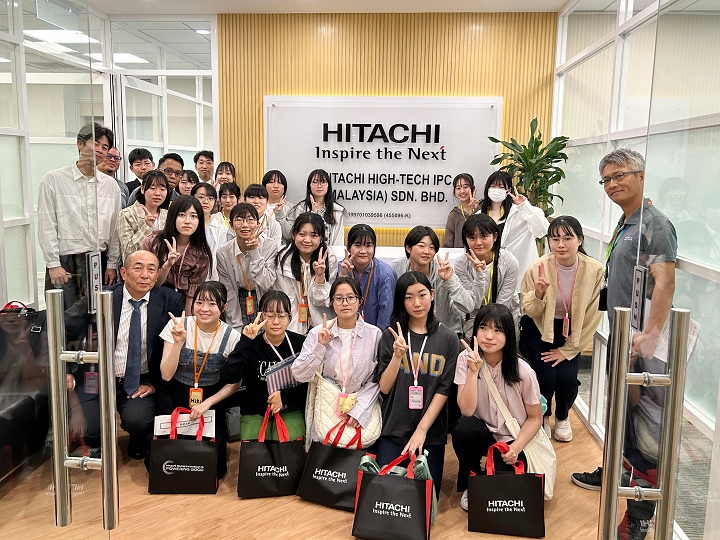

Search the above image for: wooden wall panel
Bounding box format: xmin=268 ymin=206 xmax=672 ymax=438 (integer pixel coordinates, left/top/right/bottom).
xmin=218 ymin=12 xmax=557 ymax=187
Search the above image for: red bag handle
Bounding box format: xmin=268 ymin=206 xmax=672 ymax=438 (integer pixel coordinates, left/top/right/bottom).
xmin=170 ymin=407 xmax=205 ymax=440
xmin=323 ymin=420 xmax=362 ymax=449
xmin=3 ymin=301 xmax=28 ymax=310
xmin=258 ymin=405 xmax=290 ymax=443
xmin=486 ymin=441 xmax=524 ymax=476
xmin=379 ymin=452 xmax=418 ymax=478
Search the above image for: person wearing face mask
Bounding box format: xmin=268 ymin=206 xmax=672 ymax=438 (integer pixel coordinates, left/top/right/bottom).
xmin=479 ymin=171 xmax=549 ymax=290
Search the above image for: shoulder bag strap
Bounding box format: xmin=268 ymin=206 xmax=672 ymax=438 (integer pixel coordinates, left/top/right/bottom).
xmin=480 ymin=360 xmax=516 ymax=426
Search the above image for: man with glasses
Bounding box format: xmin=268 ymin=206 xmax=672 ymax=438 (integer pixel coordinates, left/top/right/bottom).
xmin=216 ymin=203 xmax=278 ymax=331
xmin=98 ymin=147 xmax=129 ymax=208
xmin=571 ymin=148 xmax=677 ymax=540
xmin=38 ymin=123 xmax=121 ymax=343
xmin=127 ymin=152 xmax=183 ymax=207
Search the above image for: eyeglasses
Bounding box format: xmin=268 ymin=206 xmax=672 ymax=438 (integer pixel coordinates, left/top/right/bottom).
xmin=263 ymin=312 xmax=289 ymax=321
xmin=332 ymin=295 xmax=359 ymax=305
xmin=310 ymin=178 xmax=328 ymax=185
xmin=599 ymin=170 xmax=643 ymax=185
xmin=195 ymin=195 xmax=216 ymax=202
xmin=233 ymin=217 xmax=257 ymax=225
xmin=106 ymin=155 xmax=122 ymax=162
xmin=161 ymin=167 xmax=182 ymax=177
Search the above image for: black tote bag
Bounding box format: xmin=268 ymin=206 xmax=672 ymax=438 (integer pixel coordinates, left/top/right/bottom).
xmin=297 ymin=420 xmax=364 ymax=511
xmin=467 ymin=441 xmax=545 ymax=538
xmin=352 ymin=453 xmax=433 ymax=540
xmin=237 ymin=405 xmax=305 ymax=498
xmin=148 ymin=407 xmax=218 ymax=494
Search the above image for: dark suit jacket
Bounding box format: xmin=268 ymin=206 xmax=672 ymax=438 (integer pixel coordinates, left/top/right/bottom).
xmin=109 ymin=284 xmax=184 ymax=390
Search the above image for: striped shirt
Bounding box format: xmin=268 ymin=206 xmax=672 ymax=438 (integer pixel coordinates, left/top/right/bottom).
xmin=113 ymin=287 xmax=151 ymax=378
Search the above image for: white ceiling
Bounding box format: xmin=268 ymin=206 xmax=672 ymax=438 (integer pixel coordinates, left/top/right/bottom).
xmin=87 ymin=0 xmax=568 ymax=16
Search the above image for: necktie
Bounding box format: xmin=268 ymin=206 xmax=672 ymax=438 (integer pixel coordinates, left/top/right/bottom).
xmin=124 ymin=298 xmax=145 ymax=395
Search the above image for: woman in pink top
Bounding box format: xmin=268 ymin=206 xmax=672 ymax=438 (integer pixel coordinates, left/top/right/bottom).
xmin=451 ymin=303 xmax=542 ymax=511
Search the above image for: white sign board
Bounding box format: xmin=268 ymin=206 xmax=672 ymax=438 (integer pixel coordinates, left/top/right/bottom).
xmin=264 ymin=96 xmax=502 ymax=228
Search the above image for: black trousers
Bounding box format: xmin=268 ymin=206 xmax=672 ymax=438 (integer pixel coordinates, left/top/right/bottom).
xmin=451 ymin=415 xmax=528 ymax=492
xmin=519 ymin=315 xmax=580 ymax=421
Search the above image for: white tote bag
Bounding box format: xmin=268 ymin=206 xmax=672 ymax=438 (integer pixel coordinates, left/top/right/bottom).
xmin=481 ymin=361 xmax=556 ymax=500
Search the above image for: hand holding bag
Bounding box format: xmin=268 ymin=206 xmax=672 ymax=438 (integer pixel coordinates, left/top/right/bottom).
xmin=467 ymin=441 xmax=546 ymax=538
xmin=296 ymin=419 xmax=365 ymax=511
xmin=352 ymin=452 xmax=435 ymax=540
xmin=237 ymin=405 xmax=305 ymax=498
xmin=481 ymin=360 xmax=556 ymax=500
xmin=148 ymin=407 xmax=218 ymax=494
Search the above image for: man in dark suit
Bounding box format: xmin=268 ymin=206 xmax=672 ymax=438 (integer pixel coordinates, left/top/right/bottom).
xmin=68 ymin=250 xmax=184 ymax=459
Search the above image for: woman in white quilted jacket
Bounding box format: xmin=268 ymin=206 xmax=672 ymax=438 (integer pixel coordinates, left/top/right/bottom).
xmin=292 ymin=277 xmax=382 ymax=447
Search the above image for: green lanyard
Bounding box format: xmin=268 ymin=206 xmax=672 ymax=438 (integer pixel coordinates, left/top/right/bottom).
xmin=604 ymin=222 xmax=629 ymax=279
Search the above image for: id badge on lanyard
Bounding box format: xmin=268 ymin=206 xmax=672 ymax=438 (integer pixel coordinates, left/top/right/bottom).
xmin=189 ymin=386 xmax=204 ymax=408
xmin=245 ymin=292 xmax=255 ymax=316
xmin=407 ymin=332 xmax=428 ymax=410
xmin=84 ymin=366 xmax=99 ymax=395
xmin=298 ymin=297 xmax=309 ymax=323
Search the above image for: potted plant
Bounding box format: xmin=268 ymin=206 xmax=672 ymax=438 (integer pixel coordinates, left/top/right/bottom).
xmin=489 ymin=118 xmax=569 ymax=217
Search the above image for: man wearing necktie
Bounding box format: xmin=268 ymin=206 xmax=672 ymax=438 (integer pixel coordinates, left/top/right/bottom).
xmin=69 ymin=250 xmax=183 ymax=459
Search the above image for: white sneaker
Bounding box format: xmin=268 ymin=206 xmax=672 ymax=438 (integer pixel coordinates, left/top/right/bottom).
xmin=542 ymin=417 xmax=551 ymax=438
xmin=554 ymin=418 xmax=573 ymax=442
xmin=460 ymin=489 xmax=469 ymax=511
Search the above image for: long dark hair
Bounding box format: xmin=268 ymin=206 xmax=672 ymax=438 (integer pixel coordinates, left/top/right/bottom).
xmin=462 ymin=213 xmax=502 ymax=303
xmin=301 ymin=169 xmax=337 ymax=226
xmin=192 ymin=281 xmax=228 ymax=316
xmin=547 ymin=215 xmax=587 ymax=256
xmin=276 ymin=212 xmax=330 ymax=282
xmin=149 ymin=195 xmax=212 ymax=271
xmin=136 ymin=170 xmax=169 ymax=208
xmin=480 ymin=171 xmax=513 ymax=220
xmin=472 ymin=304 xmax=520 ymax=384
xmin=390 ymin=271 xmax=438 ymax=335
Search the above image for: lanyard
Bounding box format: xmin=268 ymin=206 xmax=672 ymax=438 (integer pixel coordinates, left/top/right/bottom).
xmin=192 ymin=319 xmax=221 ymax=388
xmin=236 ymin=254 xmax=253 ymax=292
xmin=337 ymin=328 xmax=358 ymax=393
xmin=264 ymin=332 xmax=295 ymax=362
xmin=484 ymin=261 xmax=494 ymax=305
xmin=555 ymin=257 xmax=579 ymax=319
xmin=352 ymin=260 xmax=374 ymax=311
xmin=300 ymin=261 xmax=311 ymax=299
xmin=407 ymin=332 xmax=429 ymax=386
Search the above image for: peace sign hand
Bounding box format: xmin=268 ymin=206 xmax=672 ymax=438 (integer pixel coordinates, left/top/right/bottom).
xmin=169 ymin=311 xmax=186 ymax=344
xmin=339 ymin=248 xmax=355 ymax=277
xmin=141 ymin=205 xmax=157 ymax=228
xmin=437 ymin=252 xmax=453 ymax=281
xmin=245 ymin=227 xmax=260 ymax=250
xmin=464 ymin=250 xmax=487 ymax=273
xmin=164 ymin=237 xmax=181 ymax=266
xmin=313 ymin=247 xmax=328 ymax=277
xmin=388 ymin=322 xmax=409 ymax=360
xmin=275 ymin=195 xmax=286 ymax=211
xmin=509 ymin=186 xmax=526 ymax=205
xmin=311 ymin=198 xmax=323 ymax=213
xmin=468 ymin=197 xmax=480 ymax=211
xmin=317 ymin=313 xmax=336 ymax=346
xmin=462 ymin=337 xmax=483 ymax=373
xmin=534 ymin=262 xmax=550 ymax=300
xmin=242 ymin=313 xmax=267 ymax=340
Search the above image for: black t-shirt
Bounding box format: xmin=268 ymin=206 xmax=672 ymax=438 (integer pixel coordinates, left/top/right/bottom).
xmin=227 ymin=330 xmax=307 ymax=416
xmin=374 ymin=324 xmax=459 ymax=446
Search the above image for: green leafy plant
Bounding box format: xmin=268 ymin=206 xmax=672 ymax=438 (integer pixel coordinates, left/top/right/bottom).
xmin=489 ymin=118 xmax=569 ymax=217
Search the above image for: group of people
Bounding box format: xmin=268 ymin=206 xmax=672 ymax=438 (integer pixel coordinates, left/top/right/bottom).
xmin=39 ymin=123 xmax=675 ymax=539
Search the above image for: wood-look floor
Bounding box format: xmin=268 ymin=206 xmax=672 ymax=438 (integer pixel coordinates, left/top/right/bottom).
xmin=0 ymin=410 xmax=603 ymax=540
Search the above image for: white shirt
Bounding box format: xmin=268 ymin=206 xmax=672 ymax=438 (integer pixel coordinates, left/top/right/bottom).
xmin=113 ymin=287 xmax=151 ymax=378
xmin=37 ymin=163 xmax=122 ymax=268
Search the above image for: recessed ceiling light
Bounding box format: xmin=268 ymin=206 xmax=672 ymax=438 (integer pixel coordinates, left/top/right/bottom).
xmin=83 ymin=52 xmax=149 ymax=64
xmin=196 ymin=30 xmax=210 ymax=35
xmin=25 ymin=41 xmax=76 ymax=54
xmin=24 ymin=29 xmax=99 ymax=44
xmin=0 ymin=57 xmax=11 ymax=63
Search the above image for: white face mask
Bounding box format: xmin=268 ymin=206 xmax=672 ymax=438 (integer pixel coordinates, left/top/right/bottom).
xmin=487 ymin=187 xmax=507 ymax=203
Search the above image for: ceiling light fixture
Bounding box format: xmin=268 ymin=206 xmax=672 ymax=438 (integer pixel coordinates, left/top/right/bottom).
xmin=23 ymin=29 xmax=99 ymax=44
xmin=195 ymin=30 xmax=210 ymax=35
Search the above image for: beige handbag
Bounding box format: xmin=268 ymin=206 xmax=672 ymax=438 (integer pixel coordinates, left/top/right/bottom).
xmin=481 ymin=360 xmax=556 ymax=500
xmin=306 ymin=371 xmax=382 ymax=450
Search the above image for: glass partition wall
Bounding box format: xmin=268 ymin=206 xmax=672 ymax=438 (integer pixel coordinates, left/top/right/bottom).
xmin=554 ymin=1 xmax=720 ymax=538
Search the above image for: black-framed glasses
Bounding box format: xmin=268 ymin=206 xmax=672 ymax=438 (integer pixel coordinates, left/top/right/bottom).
xmin=263 ymin=312 xmax=290 ymax=321
xmin=599 ymin=170 xmax=643 ymax=185
xmin=233 ymin=217 xmax=257 ymax=225
xmin=332 ymin=295 xmax=359 ymax=305
xmin=106 ymin=155 xmax=122 ymax=162
xmin=310 ymin=178 xmax=328 ymax=185
xmin=161 ymin=167 xmax=182 ymax=177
